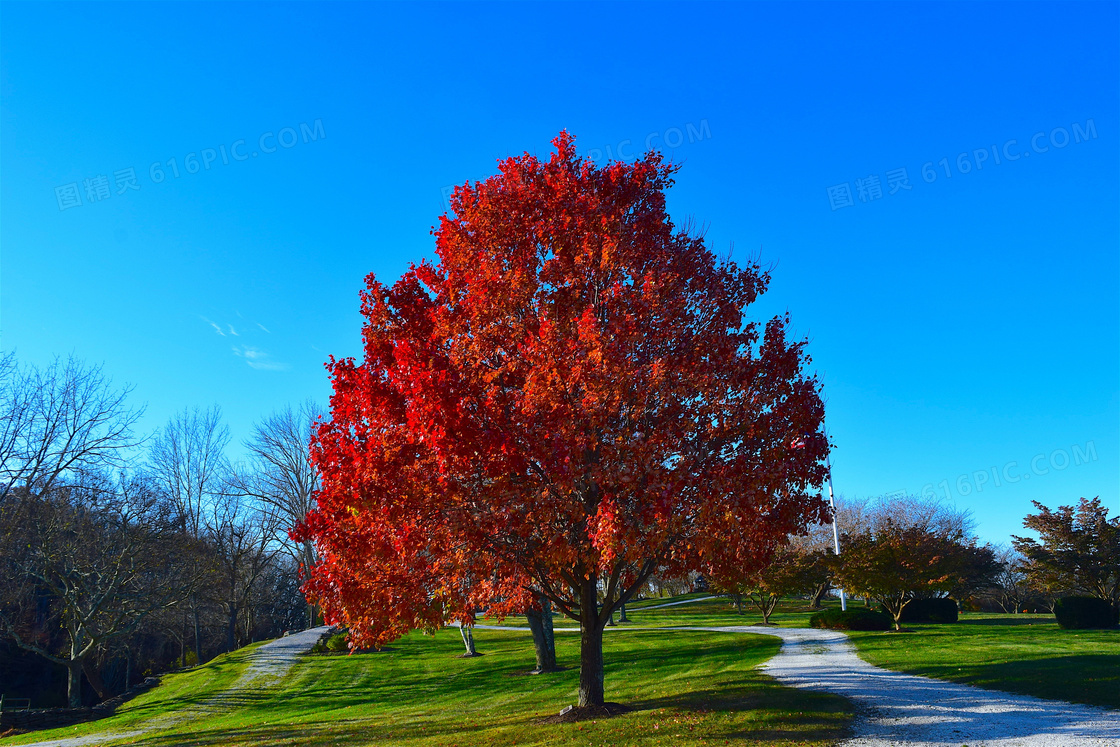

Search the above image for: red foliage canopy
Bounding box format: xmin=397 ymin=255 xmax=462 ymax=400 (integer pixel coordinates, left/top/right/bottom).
xmin=295 ymin=133 xmax=831 ymax=704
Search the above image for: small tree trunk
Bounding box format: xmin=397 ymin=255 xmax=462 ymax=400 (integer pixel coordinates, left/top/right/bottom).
xmin=735 ymin=594 xmax=744 ymax=614
xmin=125 ymin=650 xmax=132 ymax=691
xmin=809 ymin=583 xmax=829 ymax=609
xmin=192 ymin=604 xmax=203 ymax=665
xmin=618 ymin=603 xmax=628 ymax=623
xmin=526 ymin=596 xmax=557 ymax=672
xmin=578 ymin=580 xmax=605 ymax=707
xmin=761 ymin=596 xmax=777 ymax=625
xmin=888 ymin=599 xmax=904 ymax=631
xmin=307 ymin=601 xmax=318 ymax=629
xmin=460 ymin=625 xmax=477 ymax=656
xmin=227 ymin=604 xmax=238 ymax=652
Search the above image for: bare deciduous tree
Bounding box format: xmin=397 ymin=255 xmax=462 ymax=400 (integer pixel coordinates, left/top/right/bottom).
xmin=0 ymin=472 xmax=189 ymax=706
xmin=149 ymin=406 xmax=230 ymax=662
xmin=149 ymin=406 xmax=229 ymax=538
xmin=990 ymin=545 xmax=1032 ymax=613
xmin=229 ymin=401 xmax=322 ymax=626
xmin=206 ymin=491 xmax=280 ymax=652
xmin=0 ymin=356 xmax=143 ymax=502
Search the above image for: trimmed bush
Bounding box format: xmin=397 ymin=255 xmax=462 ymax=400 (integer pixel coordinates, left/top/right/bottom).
xmin=810 ymin=608 xmax=892 ymax=631
xmin=325 ymin=632 xmax=350 ymax=652
xmin=885 ymin=598 xmax=959 ymax=623
xmin=1054 ymin=596 xmax=1118 ymax=629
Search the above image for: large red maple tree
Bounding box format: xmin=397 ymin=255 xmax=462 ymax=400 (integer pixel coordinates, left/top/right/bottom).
xmin=295 ymin=132 xmax=831 ymax=708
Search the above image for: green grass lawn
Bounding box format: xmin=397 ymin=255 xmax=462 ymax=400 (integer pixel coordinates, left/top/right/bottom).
xmin=4 ymin=625 xmax=850 ymax=746
xmin=9 ymin=595 xmax=1116 ymax=746
xmin=845 ymin=613 xmax=1120 ymax=711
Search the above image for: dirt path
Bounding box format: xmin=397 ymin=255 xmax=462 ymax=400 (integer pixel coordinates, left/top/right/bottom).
xmin=14 ymin=626 xmax=331 ymax=747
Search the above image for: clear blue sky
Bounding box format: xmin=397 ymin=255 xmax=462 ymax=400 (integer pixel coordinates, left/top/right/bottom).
xmin=2 ymin=1 xmax=1116 ymax=544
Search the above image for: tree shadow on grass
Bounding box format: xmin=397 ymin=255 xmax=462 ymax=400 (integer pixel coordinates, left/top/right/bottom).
xmin=956 ymin=616 xmax=1054 ymax=627
xmin=624 ymin=675 xmax=853 ymax=743
xmin=136 ymin=719 xmax=444 ymax=747
xmin=913 ymin=654 xmax=1120 ymax=711
xmin=132 ymin=683 xmax=853 ymax=747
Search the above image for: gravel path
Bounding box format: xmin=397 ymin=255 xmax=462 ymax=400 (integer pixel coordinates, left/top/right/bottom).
xmin=701 ymin=625 xmax=1120 ymax=747
xmin=15 ymin=626 xmax=331 ymax=747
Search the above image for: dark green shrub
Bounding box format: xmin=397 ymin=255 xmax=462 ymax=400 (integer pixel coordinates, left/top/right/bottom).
xmin=810 ymin=608 xmax=892 ymax=631
xmin=1054 ymin=596 xmax=1118 ymax=629
xmin=325 ymin=632 xmax=350 ymax=652
xmin=884 ymin=598 xmax=959 ymax=623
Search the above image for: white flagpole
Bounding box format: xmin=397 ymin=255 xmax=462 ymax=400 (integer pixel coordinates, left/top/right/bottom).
xmin=825 ymin=448 xmax=847 ymax=611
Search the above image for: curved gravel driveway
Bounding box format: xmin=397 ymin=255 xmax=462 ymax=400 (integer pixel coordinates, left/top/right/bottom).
xmin=702 ymin=625 xmax=1120 ymax=747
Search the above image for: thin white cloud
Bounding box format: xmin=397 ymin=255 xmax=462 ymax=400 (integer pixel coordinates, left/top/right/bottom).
xmin=201 ymin=317 xmax=226 ymax=336
xmin=232 ymin=345 xmax=289 ymax=371
xmin=247 ymin=359 xmax=288 ymax=371
xmin=228 ymin=324 xmax=239 ymax=336
xmin=256 ymin=322 xmax=271 ymax=333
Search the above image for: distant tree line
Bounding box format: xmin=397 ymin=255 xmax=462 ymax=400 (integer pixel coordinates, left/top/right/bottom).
xmin=0 ymin=353 xmax=320 ymax=708
xmin=709 ymin=492 xmax=1118 ymax=631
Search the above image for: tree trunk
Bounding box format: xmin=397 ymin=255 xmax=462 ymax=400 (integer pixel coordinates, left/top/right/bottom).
xmin=192 ymin=604 xmax=203 ymax=665
xmin=303 ymin=542 xmax=319 ymax=629
xmin=887 ymin=600 xmax=903 ymax=631
xmin=460 ymin=625 xmax=477 ymax=656
xmin=761 ymin=597 xmax=775 ymax=624
xmin=618 ymin=603 xmax=628 ymax=623
xmin=734 ymin=594 xmax=744 ymax=614
xmin=67 ymin=660 xmax=83 ymax=708
xmin=578 ymin=580 xmax=605 ymax=707
xmin=82 ymin=659 xmax=109 ymax=699
xmin=307 ymin=601 xmax=318 ymax=629
xmin=809 ymin=583 xmax=829 ymax=609
xmin=227 ymin=604 xmax=238 ymax=652
xmin=66 ymin=631 xmax=85 ymax=707
xmin=526 ymin=596 xmax=556 ymax=673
